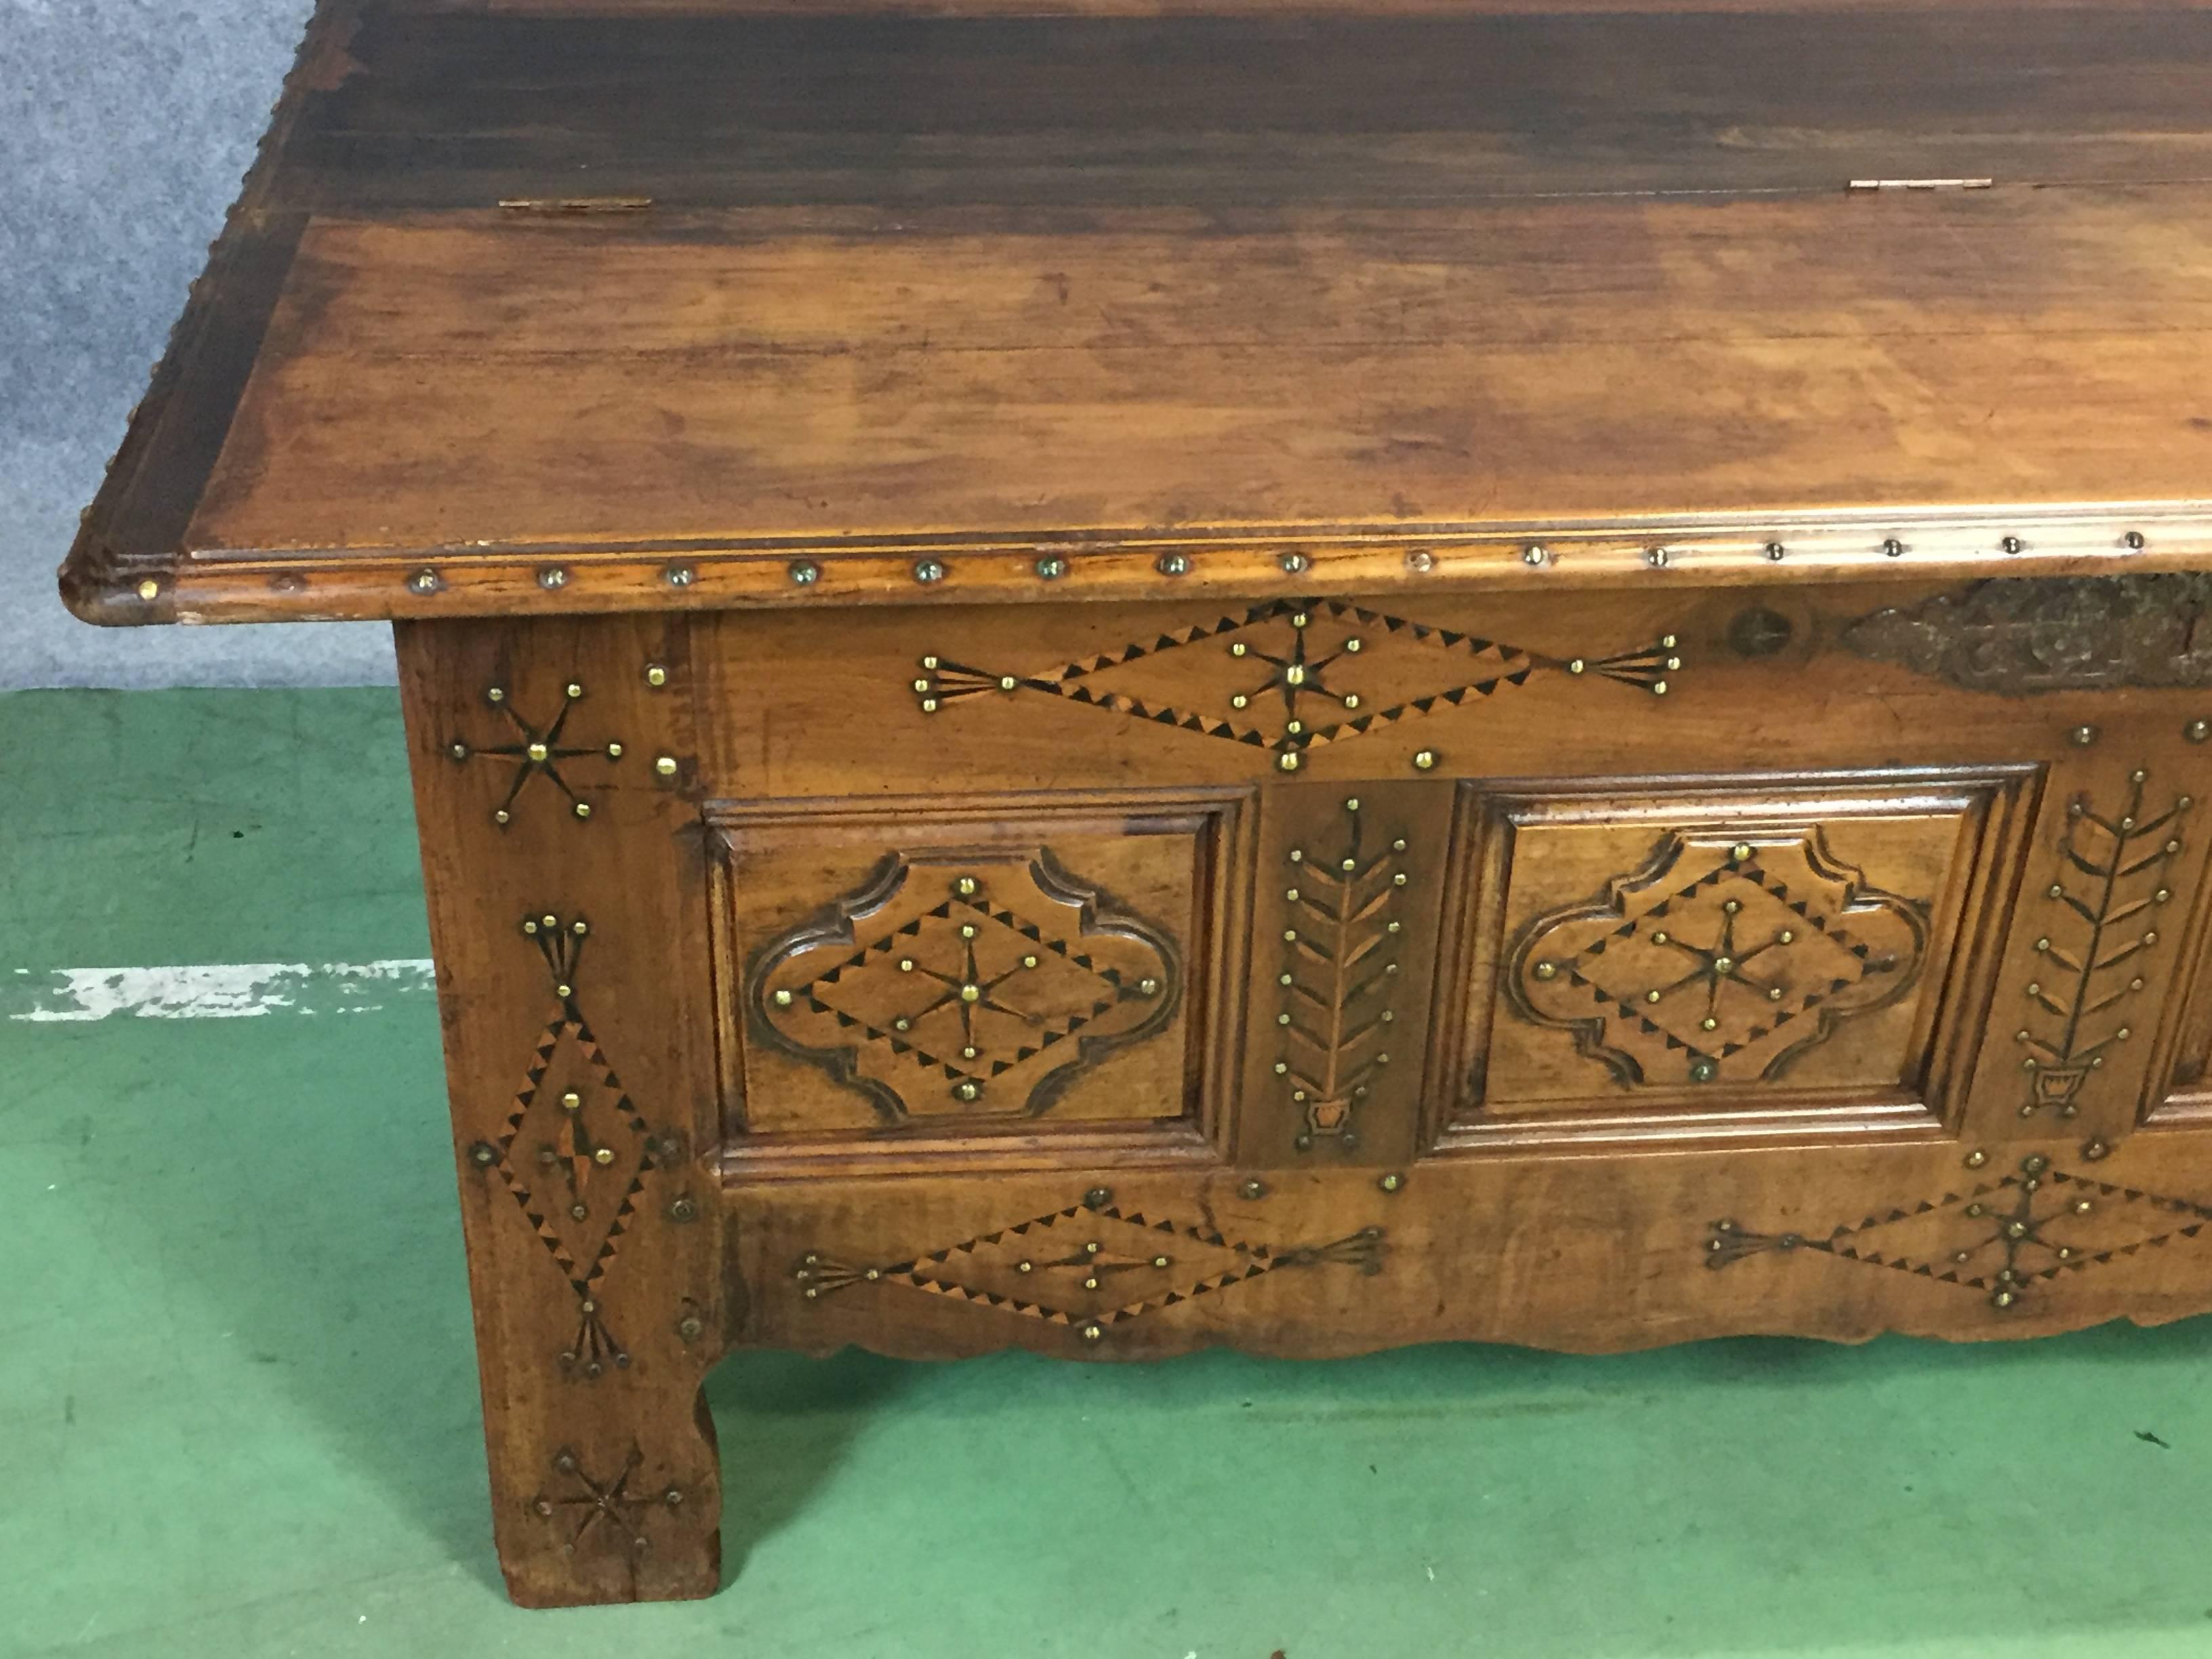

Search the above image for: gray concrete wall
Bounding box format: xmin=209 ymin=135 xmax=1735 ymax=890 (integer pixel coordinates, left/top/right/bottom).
xmin=3 ymin=0 xmax=396 ymax=689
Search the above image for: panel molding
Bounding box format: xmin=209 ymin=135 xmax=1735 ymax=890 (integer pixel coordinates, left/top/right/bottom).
xmin=1431 ymin=766 xmax=2039 ymax=1154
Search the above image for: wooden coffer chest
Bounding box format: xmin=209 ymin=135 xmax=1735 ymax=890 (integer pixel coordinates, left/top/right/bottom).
xmin=66 ymin=0 xmax=2212 ymax=1606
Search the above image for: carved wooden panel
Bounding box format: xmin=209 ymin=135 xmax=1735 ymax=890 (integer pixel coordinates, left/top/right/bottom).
xmin=789 ymin=1187 xmax=1385 ymax=1347
xmin=710 ymin=791 xmax=1248 ymax=1162
xmin=1967 ymin=757 xmax=2211 ymax=1145
xmin=1706 ymin=1146 xmax=2209 ymax=1315
xmin=1446 ymin=771 xmax=2034 ymax=1146
xmin=1235 ymin=781 xmax=1460 ymax=1166
xmin=910 ymin=596 xmax=1679 ymax=774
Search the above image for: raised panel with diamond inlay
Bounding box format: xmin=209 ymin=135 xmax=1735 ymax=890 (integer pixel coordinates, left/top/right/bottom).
xmin=709 ymin=790 xmax=1249 ymax=1166
xmin=1443 ymin=770 xmax=2036 ymax=1148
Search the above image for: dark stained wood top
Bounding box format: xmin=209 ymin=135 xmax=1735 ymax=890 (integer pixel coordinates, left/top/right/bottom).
xmin=66 ymin=1 xmax=2212 ymax=623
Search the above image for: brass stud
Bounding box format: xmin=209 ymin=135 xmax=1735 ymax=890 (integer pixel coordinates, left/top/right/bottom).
xmin=1281 ymin=551 xmax=1311 ymax=574
xmin=605 ymin=741 xmax=623 ymax=760
xmin=1881 ymin=538 xmax=1906 ymax=558
xmin=773 ymin=989 xmax=794 ymax=1007
xmin=960 ymin=924 xmax=978 ymax=939
xmin=1777 ymin=930 xmax=1794 ymax=945
xmin=1343 ymin=695 xmax=1361 ymax=710
xmin=1137 ymin=977 xmax=1160 ymax=996
xmin=2075 ymin=1199 xmax=2093 ymax=1215
xmin=1406 ymin=550 xmax=1435 ymax=573
xmin=1036 ymin=555 xmax=1068 ymax=580
xmin=1023 ymin=954 xmax=1038 ymax=968
xmin=2125 ymin=530 xmax=2147 ymax=550
xmin=914 ymin=558 xmax=946 ymax=585
xmin=1534 ymin=960 xmax=1559 ymax=981
xmin=562 ymin=1090 xmax=581 ymax=1110
xmin=1156 ymin=552 xmax=1190 ymax=577
xmin=1688 ymin=1058 xmax=1717 ymax=1083
xmin=2001 ymin=535 xmax=2024 ymax=554
xmin=1645 ymin=546 xmax=1671 ymax=568
xmin=449 ymin=742 xmax=469 ymax=761
xmin=527 ymin=741 xmax=550 ymax=762
xmin=1230 ymin=694 xmax=1250 ymax=710
xmin=1153 ymin=1255 xmax=1170 ymax=1269
xmin=1379 ymin=1172 xmax=1404 ymax=1193
xmin=663 ymin=563 xmax=694 ymax=587
xmin=1767 ymin=987 xmax=1784 ymax=1001
xmin=1730 ymin=843 xmax=1753 ymax=862
xmin=1240 ymin=1179 xmax=1267 ymax=1200
xmin=1084 ymin=1187 xmax=1112 ymax=1210
xmin=2071 ymin=724 xmax=2098 ymax=746
xmin=1278 ymin=754 xmax=1302 ymax=772
xmin=2083 ymin=1137 xmax=2110 ymax=1161
xmin=406 ymin=569 xmax=441 ymax=595
xmin=788 ymin=559 xmax=820 ymax=586
xmin=2189 ymin=720 xmax=2209 ymax=744
xmin=570 ymin=1203 xmax=588 ymax=1221
xmin=469 ymin=1142 xmax=497 ymax=1165
xmin=538 ymin=566 xmax=568 ymax=590
xmin=1522 ymin=544 xmax=1550 ymax=567
xmin=573 ymin=802 xmax=591 ymax=819
xmin=1765 ymin=542 xmax=1786 ymax=561
xmin=554 ymin=983 xmax=573 ymax=1000
xmin=1645 ymin=989 xmax=1662 ymax=1004
xmin=1652 ymin=931 xmax=1668 ymax=945
xmin=956 ymin=876 xmax=979 ymax=897
xmin=487 ymin=687 xmax=506 ymax=704
xmin=655 ymin=755 xmax=679 ymax=777
xmin=960 ymin=983 xmax=981 ymax=1003
xmin=1965 ymin=1149 xmax=1986 ymax=1167
xmin=593 ymin=1147 xmax=615 ymax=1166
xmin=1568 ymin=658 xmax=1586 ymax=674
xmin=1412 ymin=750 xmax=1438 ymax=771
xmin=954 ymin=1082 xmax=981 ymax=1102
xmin=1081 ymin=1324 xmax=1103 ymax=1342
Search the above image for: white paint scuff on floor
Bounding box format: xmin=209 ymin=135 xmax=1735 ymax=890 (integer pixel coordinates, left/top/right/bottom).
xmin=5 ymin=959 xmax=436 ymax=1021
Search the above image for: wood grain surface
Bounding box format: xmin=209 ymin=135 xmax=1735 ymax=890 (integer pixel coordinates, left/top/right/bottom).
xmin=63 ymin=1 xmax=2212 ymax=622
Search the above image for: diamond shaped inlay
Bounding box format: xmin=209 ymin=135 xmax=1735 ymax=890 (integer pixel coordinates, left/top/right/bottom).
xmin=914 ymin=598 xmax=1680 ymax=768
xmin=1511 ymin=831 xmax=1928 ymax=1087
xmin=794 ymin=1194 xmax=1386 ymax=1338
xmin=753 ymin=851 xmax=1180 ymax=1119
xmin=474 ymin=913 xmax=665 ymax=1379
xmin=1708 ymin=1153 xmax=2212 ymax=1311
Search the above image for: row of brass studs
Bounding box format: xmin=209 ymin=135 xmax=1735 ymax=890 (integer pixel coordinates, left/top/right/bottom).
xmin=384 ymin=528 xmax=2163 ymax=602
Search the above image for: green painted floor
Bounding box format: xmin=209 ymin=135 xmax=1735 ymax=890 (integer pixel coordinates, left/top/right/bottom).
xmin=8 ymin=687 xmax=2212 ymax=1659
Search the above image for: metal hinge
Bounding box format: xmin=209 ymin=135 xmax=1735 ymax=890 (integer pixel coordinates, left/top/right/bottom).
xmin=496 ymin=197 xmax=655 ymax=215
xmin=1847 ymin=178 xmax=1996 ymax=193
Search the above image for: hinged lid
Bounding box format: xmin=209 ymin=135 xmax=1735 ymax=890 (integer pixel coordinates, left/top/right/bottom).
xmin=66 ymin=0 xmax=2212 ymax=625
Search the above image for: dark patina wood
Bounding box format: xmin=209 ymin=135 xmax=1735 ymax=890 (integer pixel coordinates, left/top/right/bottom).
xmin=67 ymin=0 xmax=2212 ymax=1608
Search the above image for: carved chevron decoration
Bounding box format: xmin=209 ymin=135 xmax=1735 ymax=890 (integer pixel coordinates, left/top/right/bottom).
xmin=794 ymin=1193 xmax=1385 ymax=1341
xmin=913 ymin=598 xmax=1679 ymax=769
xmin=1706 ymin=1153 xmax=2212 ymax=1311
xmin=2012 ymin=768 xmax=2188 ymax=1118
